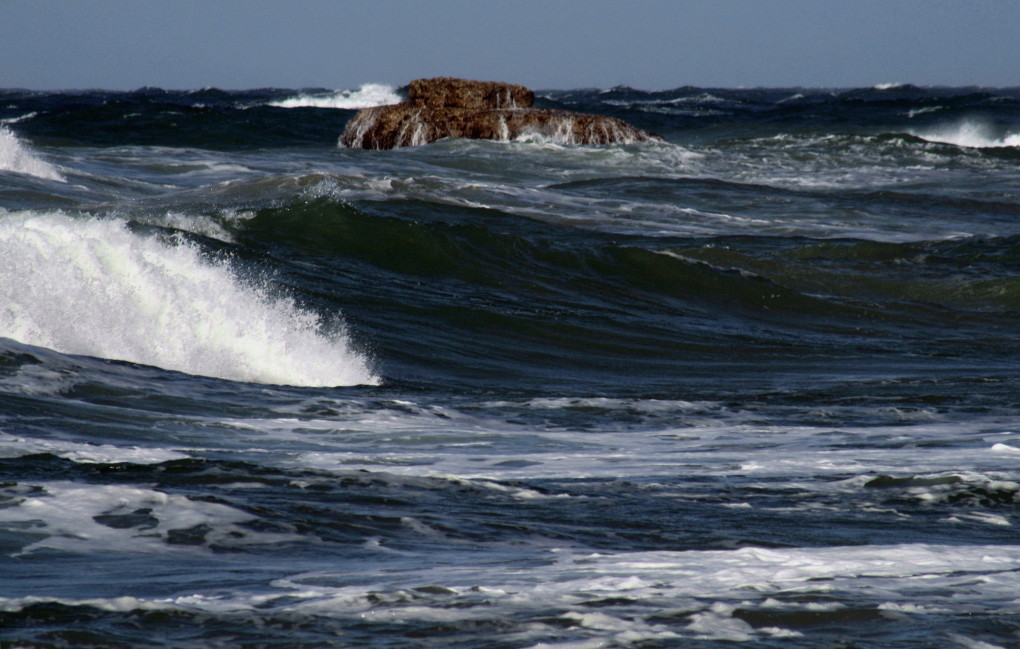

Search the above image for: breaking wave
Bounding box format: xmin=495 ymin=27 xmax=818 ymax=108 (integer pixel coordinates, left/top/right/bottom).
xmin=0 ymin=126 xmax=64 ymax=182
xmin=269 ymin=83 xmax=402 ymax=109
xmin=912 ymin=119 xmax=1020 ymax=148
xmin=0 ymin=211 xmax=376 ymax=386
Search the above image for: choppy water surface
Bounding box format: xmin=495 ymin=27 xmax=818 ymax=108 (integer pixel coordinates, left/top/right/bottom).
xmin=2 ymin=83 xmax=1020 ymax=648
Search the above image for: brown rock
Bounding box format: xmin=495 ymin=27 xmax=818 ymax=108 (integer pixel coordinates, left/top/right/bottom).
xmin=340 ymin=77 xmax=661 ymax=149
xmin=408 ymin=77 xmax=534 ymax=109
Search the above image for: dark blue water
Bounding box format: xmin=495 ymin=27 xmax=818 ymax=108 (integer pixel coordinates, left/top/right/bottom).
xmin=2 ymin=83 xmax=1020 ymax=648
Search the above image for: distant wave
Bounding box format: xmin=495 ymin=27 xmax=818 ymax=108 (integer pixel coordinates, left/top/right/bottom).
xmin=912 ymin=119 xmax=1020 ymax=148
xmin=1 ymin=112 xmax=37 ymax=125
xmin=0 ymin=126 xmax=65 ymax=182
xmin=269 ymin=83 xmax=401 ymax=109
xmin=906 ymin=106 xmax=943 ymax=118
xmin=0 ymin=211 xmax=377 ymax=386
xmin=606 ymin=93 xmax=727 ymax=107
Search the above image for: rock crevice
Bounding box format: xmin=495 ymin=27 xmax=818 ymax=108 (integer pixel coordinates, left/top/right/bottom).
xmin=340 ymin=77 xmax=660 ymax=149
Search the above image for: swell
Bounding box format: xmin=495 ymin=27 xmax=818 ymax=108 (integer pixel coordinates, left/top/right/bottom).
xmin=2 ymin=89 xmax=355 ymax=149
xmin=541 ymin=85 xmax=1020 ymax=139
xmin=229 ymin=196 xmax=1020 ymax=390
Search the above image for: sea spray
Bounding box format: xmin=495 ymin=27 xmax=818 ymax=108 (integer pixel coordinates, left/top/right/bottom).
xmin=269 ymin=83 xmax=402 ymax=109
xmin=0 ymin=126 xmax=65 ymax=182
xmin=911 ymin=118 xmax=1020 ymax=148
xmin=0 ymin=211 xmax=376 ymax=386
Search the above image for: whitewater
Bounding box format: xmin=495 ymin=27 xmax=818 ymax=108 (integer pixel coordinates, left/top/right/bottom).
xmin=2 ymin=81 xmax=1020 ymax=649
xmin=0 ymin=210 xmax=375 ymax=386
xmin=268 ymin=83 xmax=403 ymax=109
xmin=0 ymin=125 xmax=65 ymax=182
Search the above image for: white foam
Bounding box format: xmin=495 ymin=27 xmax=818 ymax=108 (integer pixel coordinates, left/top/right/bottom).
xmin=948 ymin=634 xmax=1010 ymax=649
xmin=991 ymin=442 xmax=1020 ymax=454
xmin=481 ymin=396 xmax=714 ymax=413
xmin=0 ymin=431 xmax=189 ymax=464
xmin=270 ymin=83 xmax=402 ymax=109
xmin=0 ymin=595 xmax=171 ymax=613
xmin=115 ymin=543 xmax=1020 ymax=634
xmin=3 ymin=541 xmax=1018 ymax=643
xmin=151 ymin=209 xmax=244 ymax=243
xmin=685 ymin=603 xmax=755 ymax=641
xmin=0 ymin=481 xmax=300 ymax=555
xmin=0 ymin=125 xmax=65 ymax=182
xmin=906 ymin=105 xmax=943 ymax=118
xmin=912 ymin=119 xmax=1020 ymax=148
xmin=281 ymin=412 xmax=1020 ymax=486
xmin=0 ymin=210 xmax=377 ymax=386
xmin=0 ymin=112 xmax=38 ymax=125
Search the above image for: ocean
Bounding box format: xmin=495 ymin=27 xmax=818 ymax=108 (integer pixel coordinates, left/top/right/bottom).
xmin=2 ymin=81 xmax=1020 ymax=648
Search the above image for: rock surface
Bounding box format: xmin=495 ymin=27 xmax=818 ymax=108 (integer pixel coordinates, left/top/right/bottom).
xmin=340 ymin=77 xmax=660 ymax=149
xmin=407 ymin=77 xmax=534 ymax=109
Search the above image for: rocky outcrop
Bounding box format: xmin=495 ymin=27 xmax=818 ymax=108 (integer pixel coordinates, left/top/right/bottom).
xmin=407 ymin=77 xmax=533 ymax=109
xmin=341 ymin=104 xmax=659 ymax=149
xmin=340 ymin=77 xmax=660 ymax=149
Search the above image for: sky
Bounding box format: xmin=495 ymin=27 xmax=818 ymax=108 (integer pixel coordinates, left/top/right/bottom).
xmin=2 ymin=0 xmax=1018 ymax=91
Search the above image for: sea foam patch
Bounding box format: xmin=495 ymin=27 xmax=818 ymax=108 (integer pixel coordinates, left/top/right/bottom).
xmin=0 ymin=481 xmax=300 ymax=555
xmin=121 ymin=543 xmax=1020 ymax=640
xmin=0 ymin=431 xmax=189 ymax=464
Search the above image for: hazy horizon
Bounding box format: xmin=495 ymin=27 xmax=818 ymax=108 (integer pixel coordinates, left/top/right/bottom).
xmin=2 ymin=0 xmax=1017 ymax=92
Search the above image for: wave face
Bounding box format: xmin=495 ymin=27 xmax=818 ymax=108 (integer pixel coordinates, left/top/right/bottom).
xmin=2 ymin=83 xmax=1020 ymax=649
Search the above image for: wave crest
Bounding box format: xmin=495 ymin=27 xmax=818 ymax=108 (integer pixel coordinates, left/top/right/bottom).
xmin=0 ymin=211 xmax=376 ymax=387
xmin=0 ymin=126 xmax=65 ymax=182
xmin=912 ymin=119 xmax=1020 ymax=148
xmin=269 ymin=83 xmax=402 ymax=109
